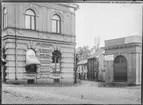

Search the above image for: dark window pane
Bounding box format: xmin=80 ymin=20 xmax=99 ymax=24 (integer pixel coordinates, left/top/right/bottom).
xmin=114 ymin=56 xmax=127 ymax=64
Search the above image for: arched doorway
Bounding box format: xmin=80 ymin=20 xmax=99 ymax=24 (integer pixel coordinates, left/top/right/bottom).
xmin=113 ymin=55 xmax=127 ymax=82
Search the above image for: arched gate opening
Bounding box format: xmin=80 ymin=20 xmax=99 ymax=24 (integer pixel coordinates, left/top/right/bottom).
xmin=113 ymin=55 xmax=127 ymax=82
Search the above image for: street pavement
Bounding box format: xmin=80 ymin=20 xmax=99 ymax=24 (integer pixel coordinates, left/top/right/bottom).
xmin=2 ymin=81 xmax=141 ymax=104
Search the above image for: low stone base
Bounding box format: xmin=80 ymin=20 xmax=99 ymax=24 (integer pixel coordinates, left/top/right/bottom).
xmin=2 ymin=79 xmax=27 ymax=84
xmin=2 ymin=77 xmax=74 ymax=86
xmin=102 ymin=81 xmax=141 ymax=87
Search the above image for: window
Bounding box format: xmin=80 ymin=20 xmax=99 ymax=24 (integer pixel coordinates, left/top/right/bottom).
xmin=25 ymin=49 xmax=40 ymax=73
xmin=25 ymin=9 xmax=36 ymax=30
xmin=52 ymin=50 xmax=61 ymax=63
xmin=52 ymin=50 xmax=61 ymax=72
xmin=52 ymin=14 xmax=61 ymax=33
xmin=3 ymin=7 xmax=7 ymax=29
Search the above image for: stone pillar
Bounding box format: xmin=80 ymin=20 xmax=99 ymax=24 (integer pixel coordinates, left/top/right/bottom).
xmin=136 ymin=52 xmax=141 ymax=85
xmin=131 ymin=52 xmax=137 ymax=84
xmin=127 ymin=53 xmax=132 ymax=84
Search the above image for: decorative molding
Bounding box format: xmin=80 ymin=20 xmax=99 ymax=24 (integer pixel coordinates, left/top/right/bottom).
xmin=22 ymin=4 xmax=39 ymax=17
xmin=50 ymin=10 xmax=64 ymax=22
xmin=32 ymin=3 xmax=76 ymax=14
xmin=5 ymin=27 xmax=75 ymax=38
xmin=7 ymin=29 xmax=23 ymax=36
xmin=29 ymin=40 xmax=34 ymax=49
xmin=63 ymin=36 xmax=68 ymax=41
xmin=53 ymin=44 xmax=56 ymax=51
xmin=105 ymin=43 xmax=142 ymax=50
xmin=7 ymin=29 xmax=14 ymax=35
xmin=2 ymin=5 xmax=7 ymax=9
xmin=17 ymin=30 xmax=23 ymax=36
xmin=3 ymin=35 xmax=75 ymax=46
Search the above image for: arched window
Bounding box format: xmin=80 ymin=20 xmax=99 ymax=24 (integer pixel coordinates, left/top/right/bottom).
xmin=52 ymin=14 xmax=61 ymax=33
xmin=25 ymin=9 xmax=36 ymax=30
xmin=52 ymin=50 xmax=61 ymax=72
xmin=52 ymin=50 xmax=61 ymax=63
xmin=3 ymin=7 xmax=7 ymax=29
xmin=25 ymin=49 xmax=40 ymax=73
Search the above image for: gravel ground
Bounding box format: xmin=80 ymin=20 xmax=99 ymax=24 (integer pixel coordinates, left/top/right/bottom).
xmin=2 ymin=81 xmax=141 ymax=104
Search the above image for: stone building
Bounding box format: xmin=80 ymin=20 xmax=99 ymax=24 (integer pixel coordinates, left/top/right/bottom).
xmin=2 ymin=3 xmax=78 ymax=84
xmin=104 ymin=35 xmax=142 ymax=85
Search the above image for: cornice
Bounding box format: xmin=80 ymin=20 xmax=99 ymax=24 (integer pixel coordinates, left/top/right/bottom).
xmin=104 ymin=43 xmax=142 ymax=50
xmin=2 ymin=35 xmax=76 ymax=46
xmin=59 ymin=3 xmax=79 ymax=11
xmin=104 ymin=52 xmax=142 ymax=56
xmin=32 ymin=3 xmax=78 ymax=13
xmin=3 ymin=27 xmax=76 ymax=38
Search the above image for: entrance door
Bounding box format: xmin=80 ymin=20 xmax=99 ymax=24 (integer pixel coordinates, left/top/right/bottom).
xmin=87 ymin=58 xmax=98 ymax=81
xmin=113 ymin=55 xmax=127 ymax=82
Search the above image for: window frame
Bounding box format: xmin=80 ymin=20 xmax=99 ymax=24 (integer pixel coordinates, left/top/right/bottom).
xmin=52 ymin=50 xmax=61 ymax=73
xmin=25 ymin=9 xmax=36 ymax=30
xmin=52 ymin=14 xmax=61 ymax=34
xmin=3 ymin=7 xmax=7 ymax=29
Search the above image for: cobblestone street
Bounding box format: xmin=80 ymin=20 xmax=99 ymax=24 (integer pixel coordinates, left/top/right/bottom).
xmin=2 ymin=81 xmax=141 ymax=104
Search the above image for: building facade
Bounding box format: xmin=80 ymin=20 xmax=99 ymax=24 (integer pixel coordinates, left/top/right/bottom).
xmin=2 ymin=3 xmax=78 ymax=84
xmin=77 ymin=48 xmax=105 ymax=82
xmin=77 ymin=59 xmax=88 ymax=80
xmin=104 ymin=35 xmax=142 ymax=85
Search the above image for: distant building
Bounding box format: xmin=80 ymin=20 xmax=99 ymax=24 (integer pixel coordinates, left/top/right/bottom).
xmin=2 ymin=3 xmax=78 ymax=84
xmin=104 ymin=35 xmax=142 ymax=85
xmin=88 ymin=48 xmax=105 ymax=81
xmin=77 ymin=59 xmax=88 ymax=80
xmin=77 ymin=48 xmax=105 ymax=81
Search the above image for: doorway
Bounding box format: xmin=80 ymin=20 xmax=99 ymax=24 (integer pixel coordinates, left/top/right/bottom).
xmin=113 ymin=55 xmax=127 ymax=82
xmin=87 ymin=58 xmax=98 ymax=81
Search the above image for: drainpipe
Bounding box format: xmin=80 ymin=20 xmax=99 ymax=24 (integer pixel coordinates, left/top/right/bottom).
xmin=14 ymin=3 xmax=17 ymax=81
xmin=74 ymin=11 xmax=77 ymax=84
xmin=74 ymin=35 xmax=77 ymax=84
xmin=141 ymin=3 xmax=143 ymax=105
xmin=55 ymin=56 xmax=57 ymax=73
xmin=0 ymin=3 xmax=2 ymax=104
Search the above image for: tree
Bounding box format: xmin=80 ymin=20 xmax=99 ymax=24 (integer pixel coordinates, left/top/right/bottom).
xmin=76 ymin=45 xmax=91 ymax=60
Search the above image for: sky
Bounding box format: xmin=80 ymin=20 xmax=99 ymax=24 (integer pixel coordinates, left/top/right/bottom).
xmin=75 ymin=3 xmax=142 ymax=48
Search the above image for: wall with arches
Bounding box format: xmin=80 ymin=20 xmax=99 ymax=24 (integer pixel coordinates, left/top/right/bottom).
xmin=104 ymin=36 xmax=142 ymax=85
xmin=2 ymin=37 xmax=75 ymax=82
